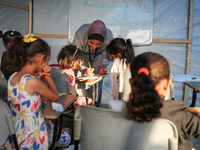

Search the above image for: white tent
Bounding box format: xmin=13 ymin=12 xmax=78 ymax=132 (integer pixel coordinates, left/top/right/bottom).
xmin=1 ymin=0 xmax=200 ymax=106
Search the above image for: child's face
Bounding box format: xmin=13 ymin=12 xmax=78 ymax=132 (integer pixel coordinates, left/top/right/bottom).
xmin=110 ymin=53 xmax=122 ymax=60
xmin=110 ymin=54 xmax=117 ymax=60
xmin=72 ymin=60 xmax=82 ymax=71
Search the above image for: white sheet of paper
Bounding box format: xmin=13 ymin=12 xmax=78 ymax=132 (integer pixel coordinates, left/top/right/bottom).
xmin=76 ymin=74 xmax=106 ymax=80
xmin=52 ymin=102 xmax=64 ymax=112
xmin=173 ymin=74 xmax=200 ymax=82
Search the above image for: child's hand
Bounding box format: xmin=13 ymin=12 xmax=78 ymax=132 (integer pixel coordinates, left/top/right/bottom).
xmin=36 ymin=65 xmax=51 ymax=76
xmin=188 ymin=108 xmax=200 ymax=117
xmin=43 ymin=65 xmax=52 ymax=73
xmin=87 ymin=97 xmax=93 ymax=105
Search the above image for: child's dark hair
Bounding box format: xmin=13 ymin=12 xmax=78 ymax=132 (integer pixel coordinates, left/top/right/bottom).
xmin=7 ymin=36 xmax=50 ymax=71
xmin=57 ymin=45 xmax=83 ymax=69
xmin=125 ymin=52 xmax=170 ymax=123
xmin=106 ymin=38 xmax=135 ymax=64
xmin=0 ymin=30 xmax=22 ymax=47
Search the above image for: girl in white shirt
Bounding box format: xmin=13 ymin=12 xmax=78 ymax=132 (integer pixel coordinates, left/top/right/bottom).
xmin=107 ymin=38 xmax=135 ymax=100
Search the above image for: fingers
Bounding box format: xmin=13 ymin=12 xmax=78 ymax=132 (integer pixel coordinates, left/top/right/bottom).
xmin=100 ymin=70 xmax=106 ymax=75
xmin=86 ymin=68 xmax=94 ymax=76
xmin=36 ymin=65 xmax=51 ymax=76
xmin=99 ymin=68 xmax=109 ymax=75
xmin=99 ymin=64 xmax=109 ymax=75
xmin=43 ymin=65 xmax=52 ymax=73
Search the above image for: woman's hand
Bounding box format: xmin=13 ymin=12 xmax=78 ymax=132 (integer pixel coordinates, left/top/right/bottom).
xmin=99 ymin=69 xmax=109 ymax=75
xmin=99 ymin=64 xmax=108 ymax=75
xmin=84 ymin=68 xmax=94 ymax=76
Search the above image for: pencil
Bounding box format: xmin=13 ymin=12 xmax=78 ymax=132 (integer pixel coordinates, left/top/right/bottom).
xmin=88 ymin=62 xmax=91 ymax=68
xmin=36 ymin=72 xmax=50 ymax=76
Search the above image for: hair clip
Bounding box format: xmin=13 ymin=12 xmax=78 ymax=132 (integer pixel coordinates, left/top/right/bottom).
xmin=23 ymin=34 xmax=37 ymax=43
xmin=10 ymin=29 xmax=16 ymax=35
xmin=2 ymin=29 xmax=7 ymax=35
xmin=72 ymin=45 xmax=78 ymax=60
xmin=138 ymin=68 xmax=149 ymax=76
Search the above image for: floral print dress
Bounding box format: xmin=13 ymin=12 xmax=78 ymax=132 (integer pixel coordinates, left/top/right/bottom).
xmin=4 ymin=73 xmax=70 ymax=149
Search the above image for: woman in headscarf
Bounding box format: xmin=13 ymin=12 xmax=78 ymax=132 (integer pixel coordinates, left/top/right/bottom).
xmin=73 ymin=20 xmax=114 ymax=107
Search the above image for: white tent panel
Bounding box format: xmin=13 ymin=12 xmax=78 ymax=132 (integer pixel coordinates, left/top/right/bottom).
xmin=1 ymin=0 xmax=200 ymax=106
xmin=0 ymin=0 xmax=29 ymax=52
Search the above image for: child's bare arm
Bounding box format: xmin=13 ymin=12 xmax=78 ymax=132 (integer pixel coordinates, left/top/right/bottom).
xmin=29 ymin=65 xmax=59 ymax=102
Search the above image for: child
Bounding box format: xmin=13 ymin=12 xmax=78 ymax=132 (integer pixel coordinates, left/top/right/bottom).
xmin=0 ymin=30 xmax=22 ymax=80
xmin=3 ymin=34 xmax=70 ymax=149
xmin=57 ymin=45 xmax=93 ymax=108
xmin=0 ymin=70 xmax=7 ymax=103
xmin=106 ymin=38 xmax=135 ymax=100
xmin=126 ymin=52 xmax=200 ymax=150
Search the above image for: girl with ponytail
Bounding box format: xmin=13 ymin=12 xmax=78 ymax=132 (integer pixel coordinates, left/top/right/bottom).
xmin=126 ymin=52 xmax=200 ymax=150
xmin=106 ymin=38 xmax=135 ymax=100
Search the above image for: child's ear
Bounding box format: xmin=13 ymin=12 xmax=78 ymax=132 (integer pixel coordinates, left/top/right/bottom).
xmin=129 ymin=78 xmax=133 ymax=85
xmin=37 ymin=54 xmax=45 ymax=64
xmin=6 ymin=43 xmax=12 ymax=49
xmin=165 ymin=77 xmax=172 ymax=91
xmin=117 ymin=53 xmax=122 ymax=59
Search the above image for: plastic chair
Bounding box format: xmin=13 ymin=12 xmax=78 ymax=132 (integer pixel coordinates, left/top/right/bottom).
xmin=49 ymin=68 xmax=72 ymax=94
xmin=49 ymin=68 xmax=75 ymax=120
xmin=74 ymin=105 xmax=178 ymax=150
xmin=119 ymin=68 xmax=131 ymax=102
xmin=0 ymin=100 xmax=19 ymax=150
xmin=0 ymin=71 xmax=8 ymax=102
xmin=165 ymin=74 xmax=175 ymax=100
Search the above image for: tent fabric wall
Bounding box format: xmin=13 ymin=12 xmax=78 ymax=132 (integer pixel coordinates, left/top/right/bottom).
xmin=1 ymin=0 xmax=200 ymax=105
xmin=0 ymin=0 xmax=29 ymax=52
xmin=33 ymin=0 xmax=70 ymax=63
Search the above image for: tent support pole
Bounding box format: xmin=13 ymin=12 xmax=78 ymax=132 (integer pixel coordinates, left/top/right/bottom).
xmin=28 ymin=0 xmax=33 ymax=34
xmin=184 ymin=0 xmax=194 ymax=104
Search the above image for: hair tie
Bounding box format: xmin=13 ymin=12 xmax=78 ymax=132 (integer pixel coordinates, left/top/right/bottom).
xmin=138 ymin=68 xmax=149 ymax=76
xmin=72 ymin=45 xmax=78 ymax=60
xmin=23 ymin=34 xmax=37 ymax=43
